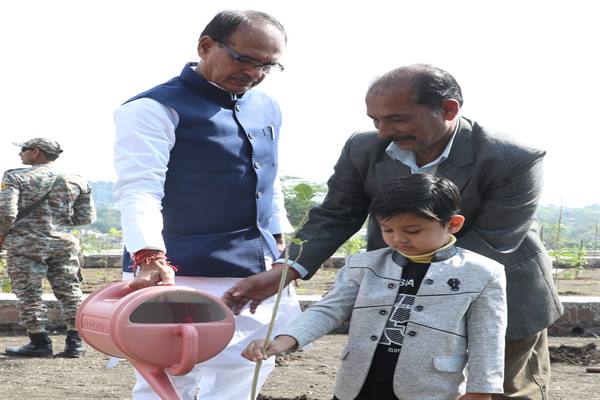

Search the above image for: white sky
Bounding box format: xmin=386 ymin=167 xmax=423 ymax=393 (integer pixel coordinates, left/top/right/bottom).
xmin=1 ymin=0 xmax=598 ymax=207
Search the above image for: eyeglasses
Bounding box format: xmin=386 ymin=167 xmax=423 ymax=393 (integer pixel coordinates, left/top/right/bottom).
xmin=20 ymin=147 xmax=34 ymax=153
xmin=217 ymin=41 xmax=284 ymax=74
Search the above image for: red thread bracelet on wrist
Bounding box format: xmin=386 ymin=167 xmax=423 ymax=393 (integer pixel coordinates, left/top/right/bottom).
xmin=131 ymin=249 xmax=178 ymax=274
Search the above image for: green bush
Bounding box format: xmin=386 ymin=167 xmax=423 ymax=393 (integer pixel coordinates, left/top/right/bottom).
xmin=338 ymin=235 xmax=367 ymax=256
xmin=0 ymin=257 xmax=11 ymax=293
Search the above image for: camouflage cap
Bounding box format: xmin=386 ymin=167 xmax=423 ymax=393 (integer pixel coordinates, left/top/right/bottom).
xmin=13 ymin=138 xmax=63 ymax=155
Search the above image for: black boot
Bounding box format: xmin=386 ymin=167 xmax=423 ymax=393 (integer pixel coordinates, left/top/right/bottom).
xmin=57 ymin=330 xmax=85 ymax=358
xmin=5 ymin=332 xmax=53 ymax=357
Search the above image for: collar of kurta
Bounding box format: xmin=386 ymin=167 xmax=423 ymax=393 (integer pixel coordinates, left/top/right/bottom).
xmin=180 ymin=62 xmax=247 ymax=107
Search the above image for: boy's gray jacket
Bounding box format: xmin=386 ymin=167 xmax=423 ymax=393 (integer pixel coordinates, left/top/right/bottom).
xmin=281 ymin=247 xmax=507 ymax=400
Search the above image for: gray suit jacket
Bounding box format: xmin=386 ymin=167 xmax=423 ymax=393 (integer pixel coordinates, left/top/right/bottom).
xmin=283 ymin=247 xmax=507 ymax=400
xmin=290 ymin=117 xmax=562 ymax=340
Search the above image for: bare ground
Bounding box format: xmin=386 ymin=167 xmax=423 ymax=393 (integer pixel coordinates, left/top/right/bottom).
xmin=1 ymin=267 xmax=600 ymax=399
xmin=1 ymin=333 xmax=599 ymax=400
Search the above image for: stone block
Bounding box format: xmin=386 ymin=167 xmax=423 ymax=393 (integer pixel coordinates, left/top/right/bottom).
xmin=82 ymin=253 xmax=122 ymax=268
xmin=547 ymin=296 xmax=600 ymax=337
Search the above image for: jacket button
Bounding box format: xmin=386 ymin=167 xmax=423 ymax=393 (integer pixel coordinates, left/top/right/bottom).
xmin=379 ymin=310 xmax=387 ymax=316
xmin=407 ymin=331 xmax=417 ymax=337
xmin=248 ymin=132 xmax=255 ymax=139
xmin=414 ymin=305 xmax=424 ymax=312
xmin=387 ymin=283 xmax=396 ymax=289
xmin=256 ymin=191 xmax=262 ymax=198
xmin=424 ymin=279 xmax=434 ymax=285
xmin=254 ymin=162 xmax=261 ymax=169
xmin=370 ymin=335 xmax=378 ymax=341
xmin=235 ymin=105 xmax=241 ymax=111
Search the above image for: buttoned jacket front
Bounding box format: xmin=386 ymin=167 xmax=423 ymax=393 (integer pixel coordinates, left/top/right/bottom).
xmin=282 ymin=246 xmax=507 ymax=400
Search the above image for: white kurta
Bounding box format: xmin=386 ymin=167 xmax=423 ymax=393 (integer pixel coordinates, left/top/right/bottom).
xmin=114 ymin=97 xmax=300 ymax=400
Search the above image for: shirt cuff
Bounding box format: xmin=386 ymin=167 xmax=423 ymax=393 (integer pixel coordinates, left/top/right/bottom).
xmin=269 ymin=216 xmax=294 ymax=234
xmin=275 ymin=258 xmax=310 ymax=278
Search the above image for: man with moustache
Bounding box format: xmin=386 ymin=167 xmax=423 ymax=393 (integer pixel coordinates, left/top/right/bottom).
xmin=113 ymin=10 xmax=299 ymax=400
xmin=226 ymin=64 xmax=562 ymax=399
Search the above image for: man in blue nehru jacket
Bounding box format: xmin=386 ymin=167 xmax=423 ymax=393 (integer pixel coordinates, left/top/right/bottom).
xmin=113 ymin=10 xmax=301 ymax=400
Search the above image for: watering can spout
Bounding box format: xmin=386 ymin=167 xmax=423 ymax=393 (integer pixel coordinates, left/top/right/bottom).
xmin=131 ymin=325 xmax=200 ymax=399
xmin=132 ymin=361 xmax=183 ymax=400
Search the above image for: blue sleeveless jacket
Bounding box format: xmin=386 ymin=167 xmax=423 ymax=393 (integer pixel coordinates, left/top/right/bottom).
xmin=123 ymin=63 xmax=281 ymax=277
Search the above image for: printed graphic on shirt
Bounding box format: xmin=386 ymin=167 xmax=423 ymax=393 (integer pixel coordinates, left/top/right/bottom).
xmin=365 ymin=261 xmax=430 ymax=383
xmin=379 ymin=294 xmax=416 ymax=350
xmin=398 ymin=277 xmax=416 ymax=287
xmin=377 ymin=262 xmax=429 ymax=354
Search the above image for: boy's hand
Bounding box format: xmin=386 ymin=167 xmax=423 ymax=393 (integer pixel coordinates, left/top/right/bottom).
xmin=458 ymin=394 xmax=491 ymax=400
xmin=241 ymin=335 xmax=299 ymax=362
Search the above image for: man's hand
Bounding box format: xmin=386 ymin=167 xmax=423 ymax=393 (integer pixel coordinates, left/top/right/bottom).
xmin=129 ymin=258 xmax=176 ymax=290
xmin=241 ymin=335 xmax=298 ymax=362
xmin=222 ymin=263 xmax=300 ymax=315
xmin=0 ymin=234 xmax=5 ymax=246
xmin=458 ymin=394 xmax=491 ymax=400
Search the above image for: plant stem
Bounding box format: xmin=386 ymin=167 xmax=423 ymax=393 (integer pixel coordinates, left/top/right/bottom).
xmin=250 ymin=250 xmax=291 ymax=400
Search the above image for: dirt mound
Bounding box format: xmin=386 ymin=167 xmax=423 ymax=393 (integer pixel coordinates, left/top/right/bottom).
xmin=275 ymin=352 xmax=305 ymax=366
xmin=550 ymin=343 xmax=600 ymax=366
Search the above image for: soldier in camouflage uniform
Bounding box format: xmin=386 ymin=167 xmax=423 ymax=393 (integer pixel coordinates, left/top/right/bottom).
xmin=0 ymin=138 xmax=96 ymax=358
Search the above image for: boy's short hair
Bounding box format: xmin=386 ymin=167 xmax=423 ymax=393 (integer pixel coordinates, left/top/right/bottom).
xmin=369 ymin=174 xmax=461 ymax=223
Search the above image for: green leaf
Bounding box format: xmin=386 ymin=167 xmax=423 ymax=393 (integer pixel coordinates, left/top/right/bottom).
xmin=293 ymin=183 xmax=315 ymax=202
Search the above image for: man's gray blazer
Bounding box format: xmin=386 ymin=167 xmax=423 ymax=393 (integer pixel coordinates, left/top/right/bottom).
xmin=290 ymin=117 xmax=562 ymax=340
xmin=283 ymin=247 xmax=507 ymax=400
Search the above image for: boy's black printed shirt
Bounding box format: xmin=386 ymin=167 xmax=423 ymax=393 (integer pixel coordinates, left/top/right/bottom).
xmin=366 ymin=260 xmax=430 ymax=383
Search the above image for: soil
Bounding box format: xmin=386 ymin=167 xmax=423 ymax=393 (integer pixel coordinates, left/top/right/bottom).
xmin=1 ymin=334 xmax=599 ymax=400
xmin=549 ymin=342 xmax=600 ymax=366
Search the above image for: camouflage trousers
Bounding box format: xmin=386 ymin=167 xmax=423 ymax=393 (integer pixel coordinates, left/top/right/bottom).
xmin=6 ymin=245 xmax=83 ymax=333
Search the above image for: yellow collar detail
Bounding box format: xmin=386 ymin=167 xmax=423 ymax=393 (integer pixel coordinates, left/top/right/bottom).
xmin=396 ymin=235 xmax=457 ymax=263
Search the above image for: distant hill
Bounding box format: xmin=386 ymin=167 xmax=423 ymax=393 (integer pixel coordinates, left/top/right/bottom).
xmin=538 ymin=204 xmax=599 ymax=249
xmin=87 ymin=181 xmax=599 ymax=250
xmin=90 ymin=181 xmax=115 ymax=209
xmin=88 ymin=181 xmax=120 ymax=233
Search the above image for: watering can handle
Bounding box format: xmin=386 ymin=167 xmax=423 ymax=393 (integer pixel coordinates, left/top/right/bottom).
xmin=90 ymin=280 xmax=138 ymax=303
xmin=166 ymin=325 xmax=199 ymax=376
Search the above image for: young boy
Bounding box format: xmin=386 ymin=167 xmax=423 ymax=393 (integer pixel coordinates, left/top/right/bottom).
xmin=242 ymin=174 xmax=507 ymax=400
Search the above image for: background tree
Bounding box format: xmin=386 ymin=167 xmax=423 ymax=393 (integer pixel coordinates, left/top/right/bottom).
xmin=538 ymin=204 xmax=600 ymax=250
xmin=281 ymin=176 xmax=327 ymax=228
xmin=281 ymin=176 xmax=366 ymax=255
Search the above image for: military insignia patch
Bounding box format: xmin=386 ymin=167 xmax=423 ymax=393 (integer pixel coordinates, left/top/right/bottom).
xmin=0 ymin=183 xmax=8 ymax=191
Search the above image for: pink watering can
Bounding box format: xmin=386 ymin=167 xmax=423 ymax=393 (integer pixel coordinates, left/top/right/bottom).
xmin=76 ymin=277 xmax=235 ymax=400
